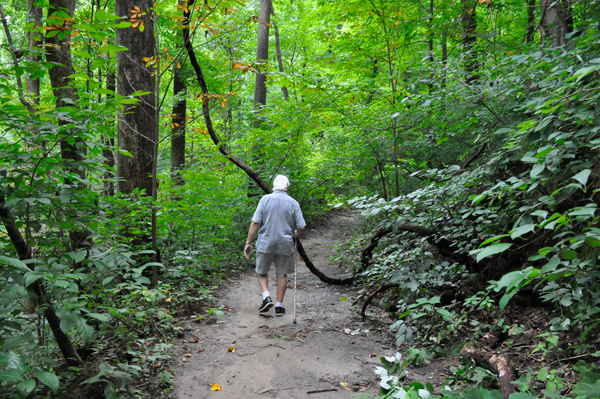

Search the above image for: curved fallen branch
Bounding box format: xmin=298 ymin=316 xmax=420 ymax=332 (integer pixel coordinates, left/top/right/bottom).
xmin=460 ymin=345 xmax=517 ymax=399
xmin=361 ymin=283 xmax=399 ymax=318
xmin=360 ymin=226 xmax=392 ymax=272
xmin=183 ymin=4 xmax=271 ymax=195
xmin=297 ymin=240 xmax=353 ymax=285
xmin=183 ymin=4 xmax=351 ymax=287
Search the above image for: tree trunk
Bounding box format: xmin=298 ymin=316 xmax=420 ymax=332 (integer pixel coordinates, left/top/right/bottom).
xmin=541 ymin=0 xmax=568 ymax=47
xmin=273 ymin=24 xmax=289 ymax=101
xmin=27 ymin=0 xmax=42 ymax=104
xmin=0 ymin=196 xmax=84 ymax=366
xmin=428 ymin=0 xmax=434 ymax=65
xmin=103 ymin=71 xmax=116 ymax=197
xmin=253 ymin=0 xmax=272 ymax=112
xmin=526 ymin=0 xmax=536 ymax=43
xmin=171 ymin=31 xmax=187 ymax=186
xmin=46 ymin=0 xmax=92 ymax=252
xmin=46 ymin=0 xmax=85 ymax=180
xmin=116 ymin=0 xmax=157 ymax=197
xmin=461 ymin=0 xmax=479 ymax=83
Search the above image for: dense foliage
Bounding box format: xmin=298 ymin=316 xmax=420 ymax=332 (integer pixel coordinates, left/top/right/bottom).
xmin=0 ymin=0 xmax=599 ymax=397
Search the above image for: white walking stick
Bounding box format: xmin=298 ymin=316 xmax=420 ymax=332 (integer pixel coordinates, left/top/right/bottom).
xmin=293 ymin=238 xmax=298 ymax=324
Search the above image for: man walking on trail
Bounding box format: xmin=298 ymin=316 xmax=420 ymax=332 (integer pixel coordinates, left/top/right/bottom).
xmin=244 ymin=175 xmax=306 ymax=316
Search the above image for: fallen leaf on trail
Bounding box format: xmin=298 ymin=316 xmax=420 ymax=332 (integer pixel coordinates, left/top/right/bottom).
xmin=302 ymin=334 xmax=308 ymax=338
xmin=272 ymin=326 xmax=279 ymax=330
xmin=196 ymin=329 xmax=200 ymax=332
xmin=166 ymin=298 xmax=172 ymax=302
xmin=262 ymin=329 xmax=270 ymax=332
xmin=190 ymin=337 xmax=199 ymax=343
xmin=344 ymin=329 xmax=351 ymax=335
xmin=251 ymin=335 xmax=258 ymax=338
xmin=350 ymin=341 xmax=355 ymax=344
xmin=340 ymin=382 xmax=349 ymax=387
xmin=211 ymin=384 xmax=222 ymax=391
xmin=317 ymin=327 xmax=323 ymax=329
xmin=370 ymin=353 xmax=377 ymax=357
xmin=184 ymin=353 xmax=192 ymax=357
xmin=334 ymin=292 xmax=340 ymax=295
xmin=196 ymin=348 xmax=203 ymax=353
xmin=227 ymin=346 xmax=235 ymax=352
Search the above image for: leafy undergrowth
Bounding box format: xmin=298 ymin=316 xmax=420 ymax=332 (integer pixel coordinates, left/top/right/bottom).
xmin=332 ymin=27 xmax=600 ymax=399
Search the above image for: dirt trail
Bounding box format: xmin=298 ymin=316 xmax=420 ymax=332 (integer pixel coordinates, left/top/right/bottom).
xmin=171 ymin=213 xmax=391 ymax=398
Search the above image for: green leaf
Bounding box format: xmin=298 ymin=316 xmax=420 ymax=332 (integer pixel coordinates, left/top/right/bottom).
xmin=585 ymin=236 xmax=600 ymax=247
xmin=560 ymin=250 xmax=577 ymax=260
xmin=340 ymin=297 xmax=347 ymax=302
xmin=36 ymin=371 xmax=59 ymax=392
xmin=540 ymin=256 xmax=560 ymax=273
xmin=476 ymin=243 xmax=512 ymax=263
xmin=24 ymin=273 xmax=44 ymax=288
xmin=66 ymin=250 xmax=86 ymax=263
xmin=0 ymin=351 xmax=26 ymax=370
xmin=572 ymin=169 xmax=591 ymax=186
xmin=59 ymin=313 xmax=78 ymax=334
xmin=16 ymin=378 xmax=36 ymax=394
xmin=101 ymin=44 xmax=128 ymax=53
xmin=0 ymin=256 xmax=30 ymax=272
xmin=570 ymin=207 xmax=596 ymax=217
xmin=115 ymin=21 xmax=133 ymax=28
xmin=0 ymin=369 xmax=24 ymax=383
xmin=103 ymin=276 xmax=115 ymax=286
xmin=537 ymin=368 xmax=548 ymax=381
xmin=508 ymin=393 xmax=537 ymax=399
xmin=573 ymin=376 xmax=600 ymax=398
xmin=511 ymin=224 xmax=535 ymax=240
xmin=87 ymin=313 xmax=111 ymax=322
xmin=530 ymin=163 xmax=545 ymax=178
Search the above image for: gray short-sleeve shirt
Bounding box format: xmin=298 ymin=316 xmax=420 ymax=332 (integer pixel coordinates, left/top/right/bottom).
xmin=251 ymin=190 xmax=306 ymax=255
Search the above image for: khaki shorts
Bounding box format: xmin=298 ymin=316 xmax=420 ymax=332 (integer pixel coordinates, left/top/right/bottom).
xmin=256 ymin=252 xmax=295 ymax=275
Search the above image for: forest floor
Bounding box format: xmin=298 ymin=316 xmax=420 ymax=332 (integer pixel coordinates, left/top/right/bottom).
xmin=169 ymin=212 xmax=449 ymax=398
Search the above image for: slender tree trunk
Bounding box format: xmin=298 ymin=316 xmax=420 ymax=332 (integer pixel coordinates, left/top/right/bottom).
xmin=171 ymin=32 xmax=187 ymax=186
xmin=27 ymin=0 xmax=42 ymax=105
xmin=461 ymin=0 xmax=479 ymax=83
xmin=103 ymin=71 xmax=116 ymax=196
xmin=116 ymin=0 xmax=157 ymax=197
xmin=526 ymin=0 xmax=537 ymax=43
xmin=0 ymin=196 xmax=84 ymax=366
xmin=46 ymin=0 xmax=85 ymax=179
xmin=253 ymin=0 xmax=272 ymax=113
xmin=563 ymin=0 xmax=574 ymax=33
xmin=428 ymin=0 xmax=434 ymax=64
xmin=273 ymin=24 xmax=289 ymax=100
xmin=46 ymin=0 xmax=92 ymax=252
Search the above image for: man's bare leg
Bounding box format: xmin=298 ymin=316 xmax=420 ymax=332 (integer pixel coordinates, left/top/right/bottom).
xmin=258 ymin=274 xmax=269 ymax=294
xmin=276 ymin=273 xmax=287 ymax=303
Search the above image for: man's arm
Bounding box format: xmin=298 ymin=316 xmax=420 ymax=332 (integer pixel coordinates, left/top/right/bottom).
xmin=244 ymin=221 xmax=260 ymax=259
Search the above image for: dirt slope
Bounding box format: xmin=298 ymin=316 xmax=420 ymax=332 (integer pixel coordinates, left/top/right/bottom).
xmin=171 ymin=213 xmax=396 ymax=398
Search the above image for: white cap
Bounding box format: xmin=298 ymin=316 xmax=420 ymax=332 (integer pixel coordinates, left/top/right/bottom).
xmin=273 ymin=175 xmax=290 ymax=191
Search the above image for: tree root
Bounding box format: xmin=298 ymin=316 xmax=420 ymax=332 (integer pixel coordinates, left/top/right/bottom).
xmin=361 ymin=283 xmax=399 ymax=318
xmin=460 ymin=345 xmax=517 ymax=399
xmin=297 ymin=240 xmax=354 ymax=285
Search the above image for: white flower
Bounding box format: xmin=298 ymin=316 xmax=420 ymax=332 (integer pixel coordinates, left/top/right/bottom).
xmin=374 ymin=367 xmax=388 ymax=378
xmin=418 ymin=389 xmax=431 ymax=398
xmin=393 ymin=388 xmax=407 ymax=399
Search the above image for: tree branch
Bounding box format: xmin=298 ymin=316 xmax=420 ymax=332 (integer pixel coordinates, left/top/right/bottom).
xmin=461 ymin=139 xmax=489 ymax=170
xmin=0 ymin=5 xmax=37 ymax=114
xmin=182 ymin=2 xmax=272 ymax=194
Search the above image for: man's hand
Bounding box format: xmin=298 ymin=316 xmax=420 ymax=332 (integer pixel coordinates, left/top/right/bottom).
xmin=244 ymin=243 xmax=253 ymax=259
